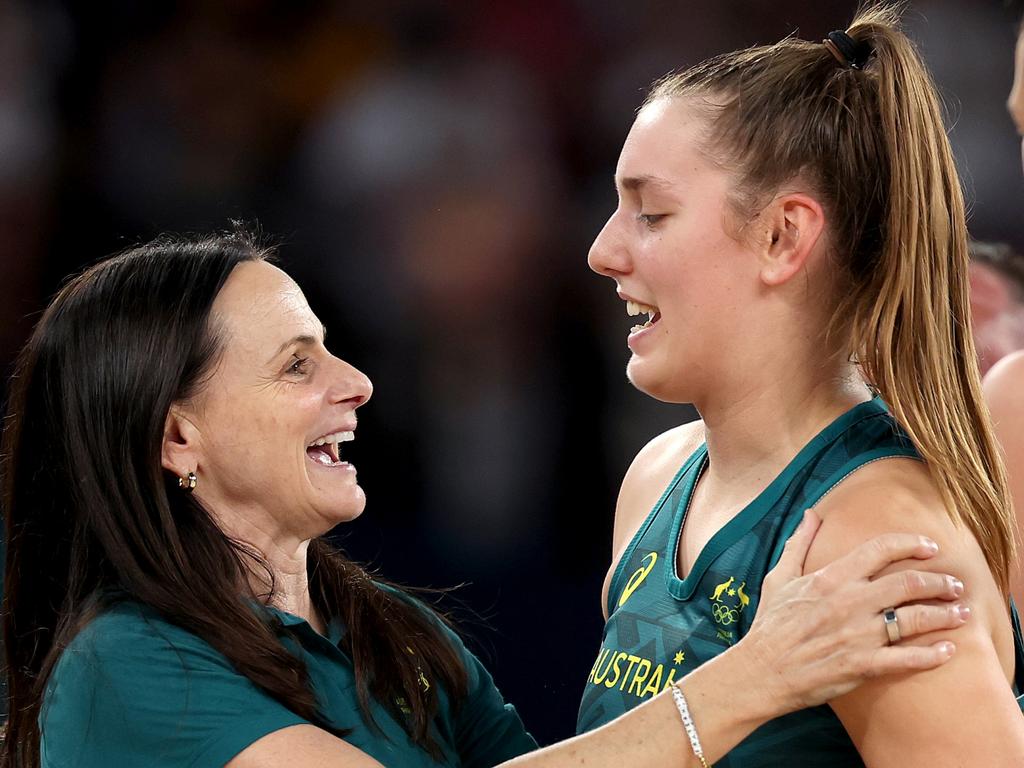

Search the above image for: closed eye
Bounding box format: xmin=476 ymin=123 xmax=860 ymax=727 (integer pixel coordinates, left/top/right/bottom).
xmin=637 ymin=213 xmax=666 ymax=228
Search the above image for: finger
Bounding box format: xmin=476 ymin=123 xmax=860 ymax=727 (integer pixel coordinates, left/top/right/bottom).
xmin=861 ymin=641 xmax=957 ymax=678
xmin=826 ymin=532 xmax=940 ymax=583
xmin=771 ymin=509 xmax=822 ymax=581
xmin=868 ymin=569 xmax=964 ymax=608
xmin=892 ymin=602 xmax=970 ymax=641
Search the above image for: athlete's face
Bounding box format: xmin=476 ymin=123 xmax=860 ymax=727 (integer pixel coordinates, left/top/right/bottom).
xmin=1009 ymin=28 xmax=1024 ymax=173
xmin=166 ymin=261 xmax=372 ymax=541
xmin=588 ymin=98 xmax=760 ymax=403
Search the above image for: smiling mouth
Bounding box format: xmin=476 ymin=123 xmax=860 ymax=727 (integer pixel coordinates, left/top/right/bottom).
xmin=305 ymin=431 xmax=354 ymax=467
xmin=626 ymin=300 xmax=661 ymax=333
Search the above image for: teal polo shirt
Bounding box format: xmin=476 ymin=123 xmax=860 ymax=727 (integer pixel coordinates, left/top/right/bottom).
xmin=40 ymin=598 xmax=537 ymax=767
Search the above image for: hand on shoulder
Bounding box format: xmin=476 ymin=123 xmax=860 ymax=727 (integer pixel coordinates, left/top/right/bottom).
xmin=806 ymin=457 xmax=1005 ymax=648
xmin=802 ymin=457 xmax=1024 ymax=766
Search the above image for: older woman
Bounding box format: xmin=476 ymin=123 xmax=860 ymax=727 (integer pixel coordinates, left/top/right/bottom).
xmin=3 ymin=231 xmax=966 ymax=768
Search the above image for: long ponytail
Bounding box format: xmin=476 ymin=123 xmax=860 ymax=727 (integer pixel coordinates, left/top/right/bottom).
xmin=649 ymin=2 xmax=1015 ymax=590
xmin=843 ymin=7 xmax=1015 ymax=592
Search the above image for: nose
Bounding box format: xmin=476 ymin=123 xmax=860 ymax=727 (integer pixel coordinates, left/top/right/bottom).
xmin=327 ymin=357 xmax=373 ymax=408
xmin=587 ymin=211 xmax=631 ymax=278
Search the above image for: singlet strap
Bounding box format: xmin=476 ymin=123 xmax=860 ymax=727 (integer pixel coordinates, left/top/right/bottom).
xmin=605 ymin=444 xmax=707 ymax=617
xmin=766 ymin=445 xmax=921 ymax=570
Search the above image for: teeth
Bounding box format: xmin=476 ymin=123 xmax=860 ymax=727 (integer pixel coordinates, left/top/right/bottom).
xmin=626 ymin=300 xmax=657 ymax=317
xmin=308 ymin=431 xmax=354 ymax=448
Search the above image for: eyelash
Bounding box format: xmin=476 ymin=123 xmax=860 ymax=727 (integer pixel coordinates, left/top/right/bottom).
xmin=637 ymin=213 xmax=665 ymax=228
xmin=287 ymin=356 xmax=310 ymax=376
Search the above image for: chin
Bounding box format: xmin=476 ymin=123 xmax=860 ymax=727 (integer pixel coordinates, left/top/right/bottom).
xmin=626 ymin=357 xmax=692 ymax=404
xmin=333 ymin=487 xmax=367 ymax=523
xmin=310 ymin=487 xmax=367 ymax=534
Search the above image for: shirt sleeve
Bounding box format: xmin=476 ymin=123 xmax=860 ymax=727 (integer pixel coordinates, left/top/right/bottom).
xmin=437 ymin=623 xmax=538 ymax=768
xmin=40 ymin=605 xmax=309 ymax=768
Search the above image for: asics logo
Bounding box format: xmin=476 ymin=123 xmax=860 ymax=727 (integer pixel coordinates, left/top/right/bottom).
xmin=618 ymin=552 xmax=658 ymax=607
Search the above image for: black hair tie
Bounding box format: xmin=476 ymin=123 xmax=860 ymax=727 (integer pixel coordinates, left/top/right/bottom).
xmin=823 ymin=30 xmax=872 ymax=70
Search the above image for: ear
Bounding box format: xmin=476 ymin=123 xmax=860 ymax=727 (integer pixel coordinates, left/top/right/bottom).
xmin=756 ymin=193 xmax=826 ymax=287
xmin=161 ymin=405 xmax=203 ymax=478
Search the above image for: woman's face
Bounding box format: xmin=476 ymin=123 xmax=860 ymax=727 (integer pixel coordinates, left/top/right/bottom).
xmin=177 ymin=261 xmax=372 ymax=541
xmin=588 ymin=97 xmax=760 ymax=404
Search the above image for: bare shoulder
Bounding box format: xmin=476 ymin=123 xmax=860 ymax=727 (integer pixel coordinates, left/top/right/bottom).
xmin=806 ymin=457 xmax=1012 ymax=678
xmin=611 ymin=419 xmax=705 ymax=556
xmin=806 ymin=458 xmax=1001 ymax=619
xmin=984 ymin=349 xmax=1024 ymax=395
xmin=984 ymin=349 xmax=1024 ymax=426
xmin=600 ymin=419 xmax=704 ymax=618
xmin=804 ymin=457 xmax=1024 ymax=764
xmin=808 ymin=458 xmax=960 ymax=556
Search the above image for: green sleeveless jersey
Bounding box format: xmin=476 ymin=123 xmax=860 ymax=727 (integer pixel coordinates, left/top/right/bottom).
xmin=577 ymin=398 xmax=1024 ymax=765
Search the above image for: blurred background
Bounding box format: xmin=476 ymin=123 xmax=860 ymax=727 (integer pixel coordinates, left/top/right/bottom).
xmin=2 ymin=0 xmax=1022 ymax=746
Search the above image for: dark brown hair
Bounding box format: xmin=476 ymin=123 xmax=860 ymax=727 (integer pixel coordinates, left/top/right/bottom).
xmin=646 ymin=3 xmax=1015 ymax=590
xmin=1 ymin=228 xmax=467 ymax=766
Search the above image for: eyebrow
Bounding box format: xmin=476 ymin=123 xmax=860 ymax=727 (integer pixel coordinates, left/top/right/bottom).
xmin=618 ymin=174 xmax=676 ymax=193
xmin=268 ymin=324 xmax=327 ymax=363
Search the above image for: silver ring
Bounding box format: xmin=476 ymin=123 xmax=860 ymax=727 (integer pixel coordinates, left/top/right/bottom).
xmin=882 ymin=607 xmax=901 ymax=645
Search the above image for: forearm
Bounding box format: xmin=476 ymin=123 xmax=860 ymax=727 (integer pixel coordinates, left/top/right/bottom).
xmin=498 ymin=645 xmax=775 ymax=768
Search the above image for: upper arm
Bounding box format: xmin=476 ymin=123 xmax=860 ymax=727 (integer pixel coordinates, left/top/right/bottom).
xmin=805 ymin=460 xmax=1024 ymax=766
xmin=985 ymin=350 xmax=1024 ymax=508
xmin=228 ymin=725 xmax=384 ymax=768
xmin=983 ymin=352 xmax=1024 ymax=603
xmin=40 ymin=609 xmax=309 ymax=767
xmin=601 ymin=420 xmax=704 ymax=619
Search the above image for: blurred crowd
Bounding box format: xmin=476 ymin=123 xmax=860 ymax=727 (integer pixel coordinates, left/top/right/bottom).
xmin=2 ymin=0 xmax=1023 ymax=744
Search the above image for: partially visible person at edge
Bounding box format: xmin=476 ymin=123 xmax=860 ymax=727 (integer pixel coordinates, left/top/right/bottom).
xmin=987 ymin=19 xmax=1024 ymax=608
xmin=969 ymin=241 xmax=1024 ymax=377
xmin=577 ymin=4 xmax=1024 ymax=767
xmin=2 ymin=229 xmax=967 ymax=768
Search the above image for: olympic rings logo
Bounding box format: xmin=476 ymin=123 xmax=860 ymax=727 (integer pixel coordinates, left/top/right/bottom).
xmin=711 ymin=602 xmax=740 ymax=626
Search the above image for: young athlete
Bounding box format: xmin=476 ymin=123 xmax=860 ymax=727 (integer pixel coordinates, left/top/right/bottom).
xmin=579 ymin=5 xmax=1024 ymax=766
xmin=969 ymin=241 xmax=1024 ymax=377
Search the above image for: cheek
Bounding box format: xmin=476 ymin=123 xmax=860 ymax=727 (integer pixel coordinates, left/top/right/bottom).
xmin=200 ymin=392 xmax=318 ymax=485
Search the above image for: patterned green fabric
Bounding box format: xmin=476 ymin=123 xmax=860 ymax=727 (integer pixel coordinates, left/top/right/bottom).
xmin=577 ymin=398 xmax=1024 ymax=766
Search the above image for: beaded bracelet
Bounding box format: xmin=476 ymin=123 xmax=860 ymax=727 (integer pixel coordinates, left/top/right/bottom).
xmin=671 ymin=684 xmax=709 ymax=768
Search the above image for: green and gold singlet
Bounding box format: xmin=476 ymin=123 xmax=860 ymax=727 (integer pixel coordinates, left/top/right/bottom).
xmin=577 ymin=398 xmax=1024 ymax=766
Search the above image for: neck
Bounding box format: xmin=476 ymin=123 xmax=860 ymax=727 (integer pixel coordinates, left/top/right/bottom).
xmin=695 ymin=358 xmax=871 ymax=502
xmin=200 ymin=504 xmax=325 ymax=634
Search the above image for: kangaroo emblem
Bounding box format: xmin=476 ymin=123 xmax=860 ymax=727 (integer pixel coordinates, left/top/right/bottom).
xmin=737 ymin=582 xmax=750 ymax=609
xmin=710 ymin=576 xmax=734 ymax=602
